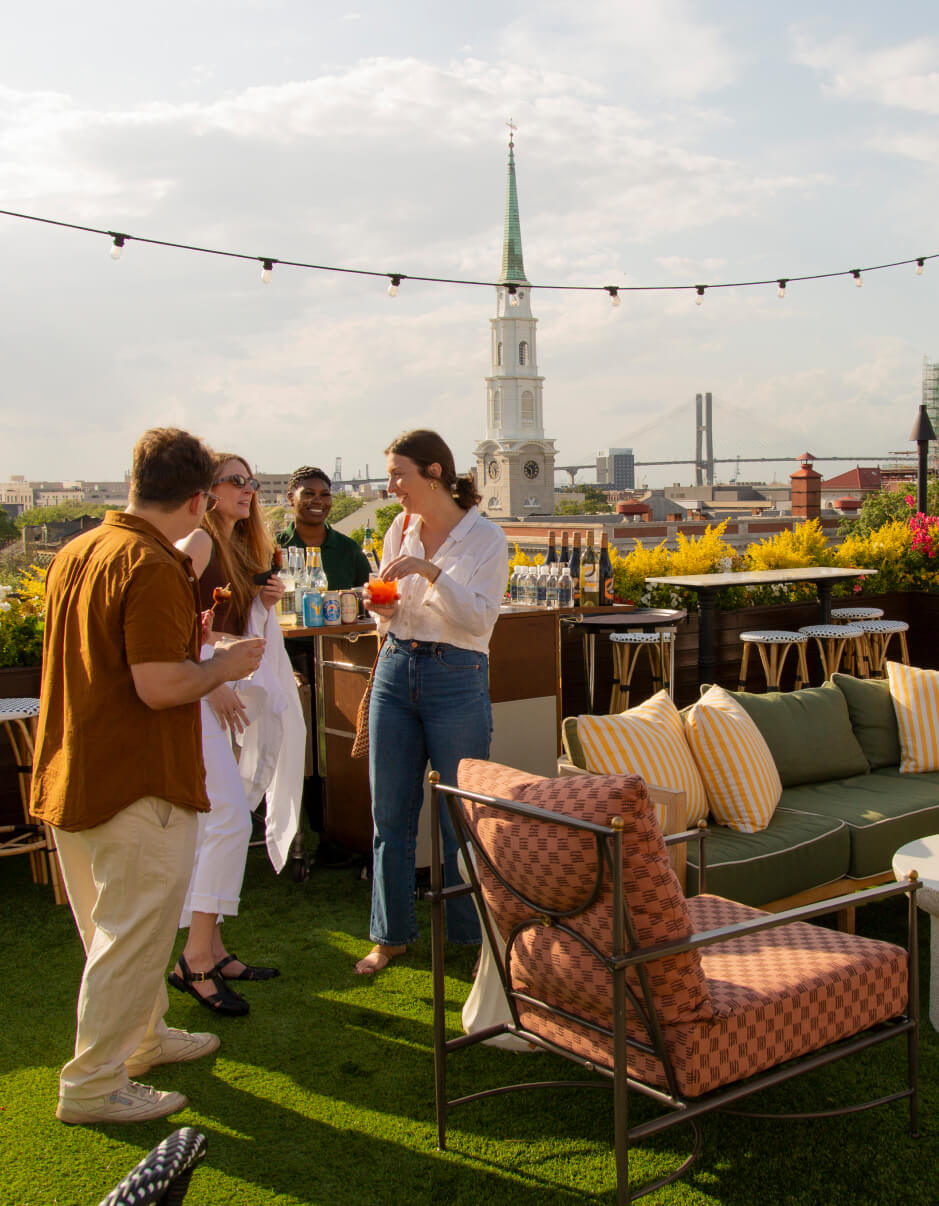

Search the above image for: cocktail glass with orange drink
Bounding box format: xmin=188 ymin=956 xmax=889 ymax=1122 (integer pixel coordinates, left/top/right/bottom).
xmin=367 ymin=576 xmax=399 ymax=606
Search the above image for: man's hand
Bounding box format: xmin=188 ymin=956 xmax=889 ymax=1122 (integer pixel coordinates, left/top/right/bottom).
xmin=213 ymin=637 xmax=265 ymax=680
xmin=207 ymin=684 xmax=249 ymax=734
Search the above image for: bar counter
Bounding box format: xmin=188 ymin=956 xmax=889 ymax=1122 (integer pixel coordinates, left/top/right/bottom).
xmin=284 ymin=605 xmax=567 ymax=856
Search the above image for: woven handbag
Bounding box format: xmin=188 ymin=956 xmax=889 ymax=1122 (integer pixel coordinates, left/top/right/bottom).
xmin=351 ymin=639 xmax=383 ymax=760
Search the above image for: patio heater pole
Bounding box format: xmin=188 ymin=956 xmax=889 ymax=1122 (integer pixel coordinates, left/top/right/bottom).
xmin=910 ymin=404 xmax=937 ymax=515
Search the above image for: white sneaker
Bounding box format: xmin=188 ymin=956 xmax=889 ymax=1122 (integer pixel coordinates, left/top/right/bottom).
xmin=125 ymin=1028 xmax=220 ymax=1078
xmin=56 ymin=1081 xmax=188 ymax=1125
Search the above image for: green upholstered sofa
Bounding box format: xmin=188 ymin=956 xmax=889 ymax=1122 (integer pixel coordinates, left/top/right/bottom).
xmin=561 ymin=673 xmax=939 ymax=916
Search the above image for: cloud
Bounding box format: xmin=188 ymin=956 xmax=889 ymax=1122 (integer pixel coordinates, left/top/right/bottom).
xmin=791 ymin=30 xmax=939 ymax=115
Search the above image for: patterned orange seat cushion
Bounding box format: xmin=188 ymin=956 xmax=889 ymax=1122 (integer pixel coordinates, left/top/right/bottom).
xmin=513 ymin=895 xmax=908 ymax=1098
xmin=455 ymin=759 xmax=713 ymax=1027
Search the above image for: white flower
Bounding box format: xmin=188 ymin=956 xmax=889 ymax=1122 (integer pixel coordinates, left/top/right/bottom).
xmin=0 ymin=601 xmax=11 ymax=612
xmin=718 ymin=557 xmax=733 ymax=572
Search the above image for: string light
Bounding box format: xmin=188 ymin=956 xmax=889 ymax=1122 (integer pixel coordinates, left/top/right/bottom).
xmin=777 ymin=279 xmax=787 ymax=299
xmin=695 ymin=285 xmax=705 ymax=306
xmin=387 ymin=274 xmax=402 ymax=297
xmin=606 ymin=286 xmax=621 ymax=307
xmin=1 ymin=208 xmax=937 ymax=300
xmin=260 ymin=258 xmax=274 ymax=284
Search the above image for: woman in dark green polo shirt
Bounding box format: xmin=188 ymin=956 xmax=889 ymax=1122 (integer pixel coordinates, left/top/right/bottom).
xmin=276 ymin=466 xmax=371 ymax=588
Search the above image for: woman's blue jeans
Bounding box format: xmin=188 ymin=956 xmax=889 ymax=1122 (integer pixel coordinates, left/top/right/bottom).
xmin=367 ymin=636 xmax=491 ymax=946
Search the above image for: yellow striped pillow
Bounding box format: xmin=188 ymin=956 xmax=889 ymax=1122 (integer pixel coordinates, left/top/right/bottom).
xmin=685 ymin=685 xmax=782 ymax=833
xmin=576 ymin=690 xmax=708 ymax=827
xmin=886 ymin=661 xmax=939 ymax=773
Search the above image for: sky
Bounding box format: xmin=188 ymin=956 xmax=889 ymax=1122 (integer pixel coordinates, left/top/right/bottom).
xmin=2 ymin=0 xmax=939 ymax=489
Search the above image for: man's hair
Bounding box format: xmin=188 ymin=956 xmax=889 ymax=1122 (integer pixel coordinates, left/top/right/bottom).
xmin=287 ymin=466 xmax=331 ymax=494
xmin=130 ymin=428 xmax=216 ymax=510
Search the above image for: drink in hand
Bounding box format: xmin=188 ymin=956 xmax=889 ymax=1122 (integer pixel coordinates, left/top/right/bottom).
xmin=368 ymin=577 xmax=399 ymax=606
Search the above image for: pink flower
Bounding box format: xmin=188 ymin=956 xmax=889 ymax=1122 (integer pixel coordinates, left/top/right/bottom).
xmin=906 ymin=495 xmax=915 ymax=507
xmin=853 ymin=583 xmax=862 ymax=594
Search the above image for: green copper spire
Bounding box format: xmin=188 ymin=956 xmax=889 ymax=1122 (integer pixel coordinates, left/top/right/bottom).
xmin=499 ymin=133 xmax=530 ymax=286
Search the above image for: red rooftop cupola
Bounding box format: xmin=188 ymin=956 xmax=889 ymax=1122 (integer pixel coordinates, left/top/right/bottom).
xmin=791 ymin=452 xmax=821 ymax=520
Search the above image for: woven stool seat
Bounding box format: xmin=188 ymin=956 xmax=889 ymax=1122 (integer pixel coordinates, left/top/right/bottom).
xmin=0 ymin=697 xmax=41 ymax=720
xmin=831 ymin=607 xmax=884 ymax=622
xmin=608 ymin=629 xmax=675 ymax=712
xmin=799 ymin=624 xmax=867 ymax=680
xmin=854 ymin=619 xmax=910 ymax=677
xmin=740 ymin=630 xmax=809 ymax=644
xmin=737 ymin=630 xmax=808 ymax=692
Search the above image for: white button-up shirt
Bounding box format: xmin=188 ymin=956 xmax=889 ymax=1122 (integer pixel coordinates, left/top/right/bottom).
xmin=376 ymin=506 xmax=509 ymax=654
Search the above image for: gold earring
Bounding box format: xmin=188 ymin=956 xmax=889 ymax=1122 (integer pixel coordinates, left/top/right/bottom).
xmin=430 ymin=480 xmax=439 ymax=491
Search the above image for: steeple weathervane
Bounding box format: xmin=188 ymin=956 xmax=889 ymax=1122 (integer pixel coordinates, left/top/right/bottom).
xmin=500 ymin=122 xmax=529 ymax=286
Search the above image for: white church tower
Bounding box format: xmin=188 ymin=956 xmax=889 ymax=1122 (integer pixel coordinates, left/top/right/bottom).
xmin=475 ymin=131 xmax=556 ymax=516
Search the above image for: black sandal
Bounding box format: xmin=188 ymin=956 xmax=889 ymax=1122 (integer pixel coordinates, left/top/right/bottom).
xmin=168 ymin=953 xmax=250 ymax=1016
xmin=212 ymin=954 xmax=280 ymax=982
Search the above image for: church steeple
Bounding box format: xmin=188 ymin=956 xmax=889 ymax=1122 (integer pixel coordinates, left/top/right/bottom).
xmin=499 ymin=128 xmax=529 ymax=286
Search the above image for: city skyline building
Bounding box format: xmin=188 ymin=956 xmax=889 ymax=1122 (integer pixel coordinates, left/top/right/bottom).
xmin=475 ymin=132 xmax=556 ymax=517
xmin=596 ymin=447 xmax=636 ymax=491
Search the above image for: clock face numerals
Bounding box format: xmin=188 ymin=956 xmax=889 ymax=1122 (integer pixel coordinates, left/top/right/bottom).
xmin=487 ymin=459 xmax=501 ymax=480
xmin=523 ymin=459 xmax=540 ymax=480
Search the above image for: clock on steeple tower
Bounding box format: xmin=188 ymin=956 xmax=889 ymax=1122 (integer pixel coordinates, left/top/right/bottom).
xmin=476 ymin=126 xmax=556 ymax=517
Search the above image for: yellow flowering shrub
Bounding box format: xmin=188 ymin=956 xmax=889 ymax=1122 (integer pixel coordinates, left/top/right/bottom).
xmin=669 ymin=521 xmax=736 ymax=575
xmin=746 ymin=519 xmax=832 ymax=570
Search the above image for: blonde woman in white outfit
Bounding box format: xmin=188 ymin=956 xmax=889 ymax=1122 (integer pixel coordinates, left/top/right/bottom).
xmin=171 ymin=453 xmax=284 ymax=1017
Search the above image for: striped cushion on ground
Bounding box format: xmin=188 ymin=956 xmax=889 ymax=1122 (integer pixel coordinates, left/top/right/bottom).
xmin=685 ymin=684 xmax=782 ymax=832
xmin=886 ymin=661 xmax=939 ymax=773
xmin=455 ymin=759 xmax=713 ymax=1029
xmin=575 ymin=690 xmax=708 ymax=826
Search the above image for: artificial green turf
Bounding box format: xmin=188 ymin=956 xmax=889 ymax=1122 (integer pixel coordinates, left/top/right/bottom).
xmin=1 ymin=845 xmax=936 ymax=1205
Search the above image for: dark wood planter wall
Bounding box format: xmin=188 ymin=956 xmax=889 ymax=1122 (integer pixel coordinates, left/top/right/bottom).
xmin=561 ymin=593 xmax=935 ymax=716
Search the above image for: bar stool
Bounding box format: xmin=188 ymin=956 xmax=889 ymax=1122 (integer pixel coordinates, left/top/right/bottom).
xmin=737 ymin=630 xmax=810 ymax=692
xmin=854 ymin=619 xmax=911 ymax=678
xmin=0 ymin=697 xmax=65 ymax=902
xmin=830 ymin=607 xmax=884 ymax=674
xmin=798 ymin=624 xmax=866 ymax=681
xmin=608 ymin=630 xmax=675 ymax=712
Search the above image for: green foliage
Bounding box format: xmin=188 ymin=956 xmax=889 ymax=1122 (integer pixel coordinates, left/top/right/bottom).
xmin=0 ymin=511 xmax=18 ymax=544
xmin=839 ymin=483 xmax=939 ymax=538
xmin=350 ymin=502 xmax=403 ymax=553
xmin=16 ymin=502 xmax=110 ymax=529
xmin=554 ymin=486 xmax=612 ymax=515
xmin=0 ymin=564 xmax=46 ymax=666
xmin=329 ymin=493 xmax=364 ymax=523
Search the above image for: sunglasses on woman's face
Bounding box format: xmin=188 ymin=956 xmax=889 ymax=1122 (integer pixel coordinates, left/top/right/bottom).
xmin=215 ymin=473 xmax=260 ymax=492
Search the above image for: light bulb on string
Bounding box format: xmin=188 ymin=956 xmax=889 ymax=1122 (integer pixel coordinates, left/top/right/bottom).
xmin=260 ymin=258 xmax=274 ymax=284
xmin=109 ymin=233 xmax=126 ymax=261
xmin=852 ymin=269 xmax=862 ymax=288
xmin=917 ymin=258 xmax=926 ymax=276
xmin=387 ymin=274 xmax=402 ymax=297
xmin=694 ymin=285 xmax=705 ymax=306
xmin=606 ymin=286 xmax=621 ymax=307
xmin=777 ymin=279 xmax=787 ymax=299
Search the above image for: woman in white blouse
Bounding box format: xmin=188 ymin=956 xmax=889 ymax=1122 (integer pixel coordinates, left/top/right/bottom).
xmin=354 ymin=430 xmax=509 ymax=975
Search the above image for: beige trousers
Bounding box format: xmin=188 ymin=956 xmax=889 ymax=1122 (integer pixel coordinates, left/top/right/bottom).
xmin=54 ymin=796 xmax=198 ymax=1100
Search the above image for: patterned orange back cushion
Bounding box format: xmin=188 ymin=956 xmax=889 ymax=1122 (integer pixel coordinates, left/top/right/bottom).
xmin=454 ymin=759 xmax=712 ymax=1027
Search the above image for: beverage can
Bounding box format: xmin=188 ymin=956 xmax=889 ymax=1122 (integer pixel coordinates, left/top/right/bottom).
xmin=323 ymin=591 xmax=341 ymax=625
xmin=302 ymin=590 xmax=324 ymax=628
xmin=339 ymin=590 xmax=358 ymax=623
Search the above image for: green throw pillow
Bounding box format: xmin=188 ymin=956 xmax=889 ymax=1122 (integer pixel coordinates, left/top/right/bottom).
xmin=728 ymin=685 xmax=870 ymax=786
xmin=827 ymin=673 xmax=901 ymax=770
xmin=562 ymin=715 xmax=587 ymax=768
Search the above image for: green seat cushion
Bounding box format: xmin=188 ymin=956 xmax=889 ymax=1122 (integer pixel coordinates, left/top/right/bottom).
xmin=780 ymin=769 xmax=939 ymax=878
xmin=562 ymin=716 xmax=586 ymax=768
xmin=685 ymin=807 xmax=849 ymax=907
xmin=731 ymin=685 xmax=870 ymax=786
xmin=827 ymin=673 xmax=901 ymax=770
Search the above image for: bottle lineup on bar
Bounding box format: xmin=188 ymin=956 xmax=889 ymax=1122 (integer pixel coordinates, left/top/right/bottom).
xmin=506 ymin=527 xmax=613 ymax=609
xmin=568 ymin=532 xmax=582 ymax=607
xmin=545 ymin=531 xmax=558 ymax=566
xmin=599 ymin=532 xmax=614 ymax=606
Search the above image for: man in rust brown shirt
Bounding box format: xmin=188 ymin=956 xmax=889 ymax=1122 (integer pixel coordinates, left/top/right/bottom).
xmin=31 ymin=428 xmax=265 ymax=1126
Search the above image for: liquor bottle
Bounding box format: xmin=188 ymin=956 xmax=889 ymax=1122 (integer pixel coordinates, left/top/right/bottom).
xmin=599 ymin=532 xmax=615 ymax=606
xmin=535 ymin=562 xmax=548 ymax=607
xmin=294 ymin=554 xmax=309 ymax=625
xmin=545 ymin=531 xmax=558 ymax=566
xmin=307 ymin=547 xmax=328 ymax=593
xmin=279 ymin=549 xmax=296 ymax=618
xmin=580 ymin=532 xmax=600 ymax=608
xmin=568 ymin=532 xmax=582 ymax=607
xmin=557 ymin=564 xmax=573 ymax=608
xmin=363 ymin=525 xmax=380 ymax=573
xmin=509 ymin=564 xmax=521 ymax=604
xmin=559 ymin=530 xmax=570 ymax=567
xmin=546 ymin=563 xmax=559 ymax=609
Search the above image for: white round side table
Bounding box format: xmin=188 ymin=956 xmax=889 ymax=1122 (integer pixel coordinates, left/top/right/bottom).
xmin=893 ymin=835 xmax=939 ymax=1031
